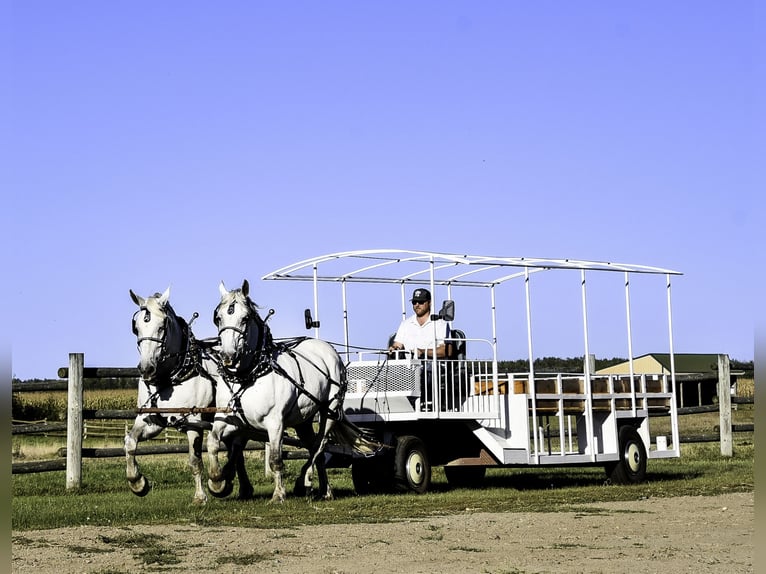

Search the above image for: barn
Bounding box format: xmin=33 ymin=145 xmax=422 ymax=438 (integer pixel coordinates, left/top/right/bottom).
xmin=596 ymin=353 xmax=741 ymax=408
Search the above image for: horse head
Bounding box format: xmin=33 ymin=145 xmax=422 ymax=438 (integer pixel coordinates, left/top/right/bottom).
xmin=129 ymin=286 xmax=187 ymax=382
xmin=214 ymin=279 xmax=268 ymax=373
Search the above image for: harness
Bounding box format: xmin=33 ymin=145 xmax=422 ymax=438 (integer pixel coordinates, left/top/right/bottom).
xmin=135 ymin=310 xmax=219 ymax=431
xmin=215 ymin=299 xmax=344 ymax=430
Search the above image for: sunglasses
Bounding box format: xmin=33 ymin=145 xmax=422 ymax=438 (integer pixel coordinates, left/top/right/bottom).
xmin=412 ymin=300 xmax=429 ymax=306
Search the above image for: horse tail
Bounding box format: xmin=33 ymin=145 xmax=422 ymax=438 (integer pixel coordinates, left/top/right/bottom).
xmin=329 ymin=413 xmax=385 ymax=455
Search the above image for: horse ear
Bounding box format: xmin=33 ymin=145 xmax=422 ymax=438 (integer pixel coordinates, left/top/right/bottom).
xmin=158 ymin=286 xmax=170 ymax=306
xmin=219 ymin=281 xmax=228 ymax=297
xmin=242 ymin=279 xmax=249 ymax=297
xmin=129 ymin=289 xmax=145 ymax=307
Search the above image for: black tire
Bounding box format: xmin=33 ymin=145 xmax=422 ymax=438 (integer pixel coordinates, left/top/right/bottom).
xmin=605 ymin=425 xmax=647 ymax=484
xmin=352 ymin=456 xmax=391 ymax=495
xmin=394 ymin=435 xmax=431 ymax=494
xmin=351 ymin=458 xmax=376 ymax=495
xmin=444 ymin=465 xmax=486 ymax=489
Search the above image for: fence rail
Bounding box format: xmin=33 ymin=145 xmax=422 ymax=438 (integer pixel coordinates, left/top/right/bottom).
xmin=12 ymin=353 xmax=753 ymax=485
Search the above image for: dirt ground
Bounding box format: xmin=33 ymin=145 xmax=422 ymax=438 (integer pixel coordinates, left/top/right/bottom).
xmin=12 ymin=491 xmax=753 ymax=574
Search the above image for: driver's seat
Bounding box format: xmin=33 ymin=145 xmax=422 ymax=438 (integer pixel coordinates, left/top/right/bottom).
xmin=448 ymin=329 xmax=466 ymax=360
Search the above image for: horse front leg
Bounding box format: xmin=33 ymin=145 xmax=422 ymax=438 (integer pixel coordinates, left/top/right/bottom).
xmin=124 ymin=416 xmax=162 ymax=497
xmin=185 ymin=427 xmax=207 ymax=505
xmin=267 ymin=430 xmax=287 ymax=503
xmin=207 ymin=420 xmax=236 ymax=498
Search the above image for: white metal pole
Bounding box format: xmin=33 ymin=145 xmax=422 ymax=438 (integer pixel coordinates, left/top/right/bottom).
xmin=524 ymin=267 xmax=539 ymax=461
xmin=400 ymin=282 xmax=406 ymax=323
xmin=429 ymin=256 xmax=438 ymax=410
xmin=580 ymin=270 xmax=596 ymax=460
xmin=666 ymin=273 xmax=680 ymax=454
xmin=490 ymin=284 xmax=499 ymax=409
xmin=341 ymin=279 xmax=349 ymax=362
xmin=312 ymin=263 xmax=320 ymax=338
xmin=624 ymin=272 xmax=637 ymax=416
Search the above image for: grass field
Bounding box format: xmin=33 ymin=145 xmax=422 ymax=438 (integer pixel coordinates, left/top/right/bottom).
xmin=12 ymin=435 xmax=754 ymax=532
xmin=12 ymin=389 xmax=754 ymax=532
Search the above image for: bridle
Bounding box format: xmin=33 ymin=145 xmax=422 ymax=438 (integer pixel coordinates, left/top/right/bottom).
xmin=214 ymin=295 xmax=272 ymax=376
xmin=132 ymin=307 xmax=166 ymax=346
xmin=132 ymin=304 xmax=192 ymax=382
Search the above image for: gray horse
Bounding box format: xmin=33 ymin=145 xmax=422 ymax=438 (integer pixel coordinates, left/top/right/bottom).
xmin=207 ymin=280 xmax=375 ymax=503
xmin=126 ymin=287 xmax=252 ymax=504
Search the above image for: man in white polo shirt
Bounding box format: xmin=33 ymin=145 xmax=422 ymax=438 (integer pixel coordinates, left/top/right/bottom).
xmin=389 ymin=288 xmax=448 ymax=360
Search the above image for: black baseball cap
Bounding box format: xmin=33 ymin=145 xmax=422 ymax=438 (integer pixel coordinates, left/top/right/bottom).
xmin=411 ymin=288 xmax=431 ymax=302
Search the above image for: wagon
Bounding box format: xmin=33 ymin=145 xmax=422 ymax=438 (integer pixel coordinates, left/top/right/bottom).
xmin=262 ymin=249 xmax=682 ymax=494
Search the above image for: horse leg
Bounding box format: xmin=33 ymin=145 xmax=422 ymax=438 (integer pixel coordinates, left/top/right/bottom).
xmin=266 ymin=429 xmax=287 ymax=503
xmin=293 ymin=421 xmax=317 ymax=499
xmin=185 ymin=428 xmax=207 ymax=505
xmin=234 ymin=436 xmax=254 ymax=500
xmin=309 ymin=378 xmax=344 ymax=500
xmin=207 ymin=420 xmax=236 ymax=498
xmin=309 ymin=414 xmax=337 ymax=501
xmin=124 ymin=416 xmax=162 ymax=497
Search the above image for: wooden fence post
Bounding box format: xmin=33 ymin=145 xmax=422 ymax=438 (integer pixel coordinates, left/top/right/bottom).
xmin=66 ymin=353 xmax=84 ymax=490
xmin=717 ymin=354 xmax=732 ymax=457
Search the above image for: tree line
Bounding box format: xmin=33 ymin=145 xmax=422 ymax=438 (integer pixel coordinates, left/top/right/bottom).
xmin=11 ymin=358 xmax=754 ymax=386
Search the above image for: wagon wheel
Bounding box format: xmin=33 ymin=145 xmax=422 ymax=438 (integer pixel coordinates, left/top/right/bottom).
xmin=605 ymin=425 xmax=647 ymax=484
xmin=394 ymin=435 xmax=431 ymax=494
xmin=444 ymin=465 xmax=486 ymax=489
xmin=352 ymin=455 xmax=392 ymax=495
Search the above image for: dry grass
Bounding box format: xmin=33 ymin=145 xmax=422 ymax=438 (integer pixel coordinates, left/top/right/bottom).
xmin=737 ymin=378 xmax=754 ymax=399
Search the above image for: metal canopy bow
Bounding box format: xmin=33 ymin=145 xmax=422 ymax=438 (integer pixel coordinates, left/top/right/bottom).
xmin=261 ymin=249 xmax=682 ymax=287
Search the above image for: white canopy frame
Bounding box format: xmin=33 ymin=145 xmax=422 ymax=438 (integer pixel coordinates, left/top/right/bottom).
xmin=263 ymin=249 xmax=681 ymax=367
xmin=263 ymin=249 xmax=682 ymax=461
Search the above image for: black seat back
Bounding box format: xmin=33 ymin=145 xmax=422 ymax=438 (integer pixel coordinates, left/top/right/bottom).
xmin=449 ymin=328 xmax=466 ymax=360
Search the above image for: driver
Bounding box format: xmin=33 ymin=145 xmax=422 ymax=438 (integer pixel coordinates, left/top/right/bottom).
xmin=388 ymin=288 xmax=448 ymax=360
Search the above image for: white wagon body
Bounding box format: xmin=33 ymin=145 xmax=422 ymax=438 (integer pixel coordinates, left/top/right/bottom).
xmin=263 ymin=249 xmax=682 ymax=493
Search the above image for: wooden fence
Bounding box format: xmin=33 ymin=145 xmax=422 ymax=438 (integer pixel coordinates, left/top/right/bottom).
xmin=12 ymin=353 xmax=753 ymax=489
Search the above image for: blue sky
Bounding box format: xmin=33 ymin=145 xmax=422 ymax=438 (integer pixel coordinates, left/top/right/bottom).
xmin=4 ymin=2 xmax=761 ymax=380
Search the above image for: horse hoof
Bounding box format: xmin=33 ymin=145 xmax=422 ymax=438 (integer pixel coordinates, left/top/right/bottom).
xmin=207 ymin=478 xmax=234 ymax=498
xmin=238 ymin=486 xmax=255 ymax=500
xmin=128 ymin=476 xmax=151 ymax=497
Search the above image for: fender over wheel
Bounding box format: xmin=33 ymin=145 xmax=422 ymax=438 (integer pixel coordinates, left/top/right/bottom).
xmin=605 ymin=425 xmax=647 ymax=484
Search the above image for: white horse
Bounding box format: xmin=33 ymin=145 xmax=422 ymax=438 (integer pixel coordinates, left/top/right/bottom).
xmin=126 ymin=287 xmax=253 ymax=504
xmin=207 ymin=280 xmax=373 ymax=503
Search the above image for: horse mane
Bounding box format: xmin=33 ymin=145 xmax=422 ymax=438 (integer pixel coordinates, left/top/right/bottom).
xmin=145 ymin=294 xmax=190 ymax=348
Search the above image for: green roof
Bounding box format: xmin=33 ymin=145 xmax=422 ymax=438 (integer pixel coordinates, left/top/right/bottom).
xmin=640 ymin=353 xmax=723 ymax=374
